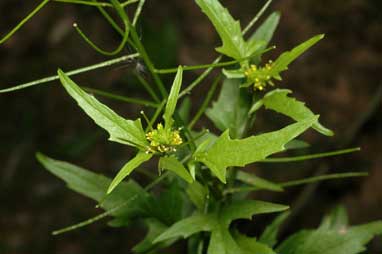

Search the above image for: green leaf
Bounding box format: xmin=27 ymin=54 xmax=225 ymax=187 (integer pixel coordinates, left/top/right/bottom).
xmin=236 ymin=171 xmax=283 ymax=192
xmin=206 ymin=79 xmax=251 ymax=139
xmin=164 ymin=66 xmax=183 ymax=129
xmin=36 ymin=153 xmax=148 ymax=219
xmin=195 ymin=116 xmax=317 ymax=182
xmin=107 ymin=152 xmax=153 ymax=194
xmin=249 ymin=12 xmax=281 ymax=50
xmin=249 ymin=11 xmax=281 ymax=64
xmin=57 ymin=69 xmax=147 ymax=148
xmin=234 ymin=232 xmax=276 ymax=254
xmin=186 ymin=181 xmax=209 ymax=211
xmin=158 ymin=156 xmax=193 ymax=183
xmin=178 ymin=97 xmax=192 ymax=124
xmin=155 ymin=200 xmax=287 ymax=254
xmin=271 ymin=34 xmax=324 ymax=77
xmin=132 ymin=218 xmax=170 ymax=253
xmin=153 ymin=213 xmax=217 ymax=243
xmin=276 ymin=221 xmax=382 ymax=254
xmin=259 ymin=211 xmax=290 ymax=248
xmin=220 ymin=200 xmax=289 ymax=227
xmin=195 ymin=0 xmax=247 ymax=59
xmin=257 ymin=89 xmax=334 ymax=136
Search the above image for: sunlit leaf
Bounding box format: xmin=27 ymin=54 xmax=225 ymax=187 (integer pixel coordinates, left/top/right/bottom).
xmin=195 ymin=0 xmax=247 ymax=59
xmin=254 ymin=89 xmax=334 ymax=136
xmin=58 ymin=69 xmax=147 ymax=148
xmin=195 ymin=116 xmax=317 ymax=182
xmin=164 ymin=66 xmax=183 ymax=129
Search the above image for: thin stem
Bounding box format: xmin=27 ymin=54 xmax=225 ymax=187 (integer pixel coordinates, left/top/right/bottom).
xmin=73 ymin=0 xmax=130 ymax=56
xmin=0 ymin=53 xmax=139 ymax=93
xmin=83 ymin=87 xmax=158 ymax=107
xmin=156 ymin=59 xmax=240 ymax=74
xmin=242 ymin=0 xmax=273 ymax=34
xmin=147 ymin=100 xmax=166 ymax=131
xmin=132 ymin=0 xmax=146 ymax=26
xmin=53 ymin=0 xmax=112 ymax=7
xmin=179 ymin=56 xmax=222 ymax=98
xmin=134 ymin=73 xmax=160 ymax=103
xmin=280 ymin=172 xmax=368 ymax=188
xmin=129 ymin=24 xmax=167 ymax=98
xmin=52 ymin=170 xmax=170 ymax=235
xmin=260 ymin=147 xmax=360 ymax=163
xmin=188 ymin=75 xmax=221 ymax=129
xmin=0 ymin=0 xmax=50 ymax=45
xmin=53 ymin=0 xmax=138 ymax=7
xmin=224 ymin=172 xmax=368 ymax=194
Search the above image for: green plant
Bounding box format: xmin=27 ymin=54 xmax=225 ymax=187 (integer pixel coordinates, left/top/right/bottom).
xmin=1 ymin=0 xmax=381 ymax=253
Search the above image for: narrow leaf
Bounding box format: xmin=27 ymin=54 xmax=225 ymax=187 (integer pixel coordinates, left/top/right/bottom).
xmin=195 ymin=116 xmax=317 ymax=182
xmin=259 ymin=89 xmax=334 ymax=136
xmin=234 ymin=232 xmax=276 ymax=254
xmin=107 ymin=152 xmax=153 ymax=194
xmin=272 ymin=34 xmax=324 ymax=75
xmin=58 ymin=69 xmax=147 ymax=148
xmin=36 ymin=153 xmax=148 ymax=218
xmin=249 ymin=11 xmax=281 ymax=49
xmin=158 ymin=156 xmax=193 ymax=183
xmin=195 ymin=0 xmax=247 ymax=59
xmin=164 ymin=66 xmax=183 ymax=129
xmin=186 ymin=181 xmax=209 ymax=211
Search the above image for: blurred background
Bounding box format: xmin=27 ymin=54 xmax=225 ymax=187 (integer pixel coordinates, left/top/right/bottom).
xmin=0 ymin=0 xmax=381 ymax=253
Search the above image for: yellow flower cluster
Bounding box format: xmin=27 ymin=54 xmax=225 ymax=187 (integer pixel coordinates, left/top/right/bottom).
xmin=146 ymin=123 xmax=183 ymax=153
xmin=244 ymin=61 xmax=275 ymax=91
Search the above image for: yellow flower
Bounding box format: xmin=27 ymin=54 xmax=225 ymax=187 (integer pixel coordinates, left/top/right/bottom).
xmin=244 ymin=61 xmax=275 ymax=91
xmin=146 ymin=123 xmax=183 ymax=154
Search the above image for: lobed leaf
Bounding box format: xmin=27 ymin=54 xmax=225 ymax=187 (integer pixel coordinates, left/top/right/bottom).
xmin=195 ymin=0 xmax=247 ymax=59
xmin=58 ymin=69 xmax=147 ymax=148
xmin=276 ymin=221 xmax=382 ymax=254
xmin=195 ymin=116 xmax=318 ymax=182
xmin=255 ymin=89 xmax=334 ymax=136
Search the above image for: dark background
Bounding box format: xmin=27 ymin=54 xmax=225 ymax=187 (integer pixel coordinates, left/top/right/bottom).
xmin=0 ymin=0 xmax=381 ymax=253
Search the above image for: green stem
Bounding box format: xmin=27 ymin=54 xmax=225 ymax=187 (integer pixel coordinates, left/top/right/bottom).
xmin=134 ymin=73 xmax=160 ymax=103
xmin=0 ymin=0 xmax=50 ymax=45
xmin=260 ymin=147 xmax=360 ymax=163
xmin=0 ymin=53 xmax=139 ymax=93
xmin=224 ymin=172 xmax=368 ymax=194
xmin=132 ymin=0 xmax=146 ymax=26
xmin=83 ymin=87 xmax=158 ymax=107
xmin=147 ymin=100 xmax=166 ymax=131
xmin=73 ymin=0 xmax=129 ymax=56
xmin=155 ymin=59 xmax=240 ymax=74
xmin=129 ymin=24 xmax=167 ymax=98
xmin=179 ymin=56 xmax=222 ymax=98
xmin=242 ymin=0 xmax=273 ymax=34
xmin=54 ymin=0 xmax=113 ymax=7
xmin=188 ymin=75 xmax=221 ymax=129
